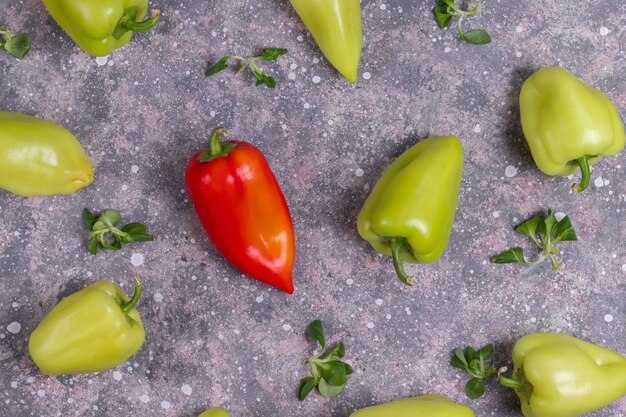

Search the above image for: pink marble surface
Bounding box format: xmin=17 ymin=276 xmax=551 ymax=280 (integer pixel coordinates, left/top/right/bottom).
xmin=1 ymin=0 xmax=626 ymax=416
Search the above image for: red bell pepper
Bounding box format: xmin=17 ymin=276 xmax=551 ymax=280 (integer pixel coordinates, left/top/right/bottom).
xmin=185 ymin=127 xmax=296 ymax=294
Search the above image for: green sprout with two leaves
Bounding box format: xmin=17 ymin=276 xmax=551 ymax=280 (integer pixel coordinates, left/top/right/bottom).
xmin=206 ymin=48 xmax=288 ymax=88
xmin=299 ymin=320 xmax=353 ymax=400
xmin=451 ymin=344 xmax=497 ymax=399
xmin=433 ymin=0 xmax=491 ymax=45
xmin=83 ymin=208 xmax=154 ymax=255
xmin=492 ymin=210 xmax=578 ymax=269
xmin=0 ymin=25 xmax=31 ymax=59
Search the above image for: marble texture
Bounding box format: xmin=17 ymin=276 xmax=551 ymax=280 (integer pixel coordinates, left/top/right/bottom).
xmin=1 ymin=0 xmax=626 ymax=416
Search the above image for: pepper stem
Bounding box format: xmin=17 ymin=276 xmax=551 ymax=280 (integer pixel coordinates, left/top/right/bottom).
xmin=572 ymin=155 xmax=591 ymax=192
xmin=389 ymin=238 xmax=415 ymax=286
xmin=121 ymin=274 xmax=143 ymax=315
xmin=119 ymin=9 xmax=161 ymax=33
xmin=209 ymin=127 xmax=229 ymax=157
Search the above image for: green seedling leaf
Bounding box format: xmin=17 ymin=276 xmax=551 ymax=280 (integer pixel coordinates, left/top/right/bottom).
xmin=327 ymin=341 xmax=345 ymax=358
xmin=461 ymin=29 xmax=491 ymax=45
xmin=206 ymin=56 xmax=231 ymax=76
xmin=121 ymin=234 xmax=154 ymax=243
xmin=451 ymin=348 xmax=468 ymax=370
xmin=100 ymin=209 xmax=122 ymax=228
xmin=515 ymin=216 xmax=541 ymax=241
xmin=83 ymin=208 xmax=97 ymax=230
xmin=259 ymin=47 xmax=288 ymax=61
xmin=308 ymin=320 xmax=326 ymax=351
xmin=320 ymin=362 xmax=347 ymax=386
xmin=205 ymin=49 xmax=287 ymax=87
xmin=492 ymin=247 xmax=526 ymax=264
xmin=87 ymin=236 xmax=98 ymax=255
xmin=298 ymin=377 xmax=317 ymax=401
xmin=465 ymin=347 xmax=478 ymax=361
xmin=479 ymin=344 xmax=494 ymax=360
xmin=553 ymin=216 xmax=578 ymax=242
xmin=318 ymin=377 xmax=345 ymax=398
xmin=4 ymin=33 xmax=32 ymax=59
xmin=433 ymin=4 xmax=452 ymax=29
xmin=92 ymin=221 xmax=108 ymax=232
xmin=540 ymin=209 xmax=558 ymax=239
xmin=465 ymin=378 xmax=485 ymax=399
xmin=122 ymin=222 xmax=148 ymax=235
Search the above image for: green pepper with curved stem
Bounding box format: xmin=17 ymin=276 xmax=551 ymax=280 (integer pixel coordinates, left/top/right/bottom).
xmin=29 ymin=276 xmax=145 ymax=375
xmin=289 ymin=0 xmax=362 ymax=83
xmin=350 ymin=395 xmax=475 ymax=417
xmin=357 ymin=136 xmax=463 ymax=285
xmin=198 ymin=408 xmax=229 ymax=417
xmin=499 ymin=333 xmax=626 ymax=417
xmin=520 ymin=66 xmax=626 ymax=192
xmin=41 ymin=0 xmax=161 ymax=56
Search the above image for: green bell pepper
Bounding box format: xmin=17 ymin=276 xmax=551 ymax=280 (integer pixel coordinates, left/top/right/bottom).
xmin=29 ymin=277 xmax=145 ymax=375
xmin=350 ymin=395 xmax=475 ymax=417
xmin=520 ymin=66 xmax=626 ymax=192
xmin=198 ymin=408 xmax=229 ymax=417
xmin=499 ymin=333 xmax=626 ymax=417
xmin=0 ymin=112 xmax=93 ymax=197
xmin=357 ymin=136 xmax=463 ymax=285
xmin=41 ymin=0 xmax=161 ymax=57
xmin=289 ymin=0 xmax=362 ymax=83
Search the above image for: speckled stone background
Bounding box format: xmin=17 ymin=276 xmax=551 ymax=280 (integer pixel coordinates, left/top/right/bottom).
xmin=1 ymin=0 xmax=626 ymax=416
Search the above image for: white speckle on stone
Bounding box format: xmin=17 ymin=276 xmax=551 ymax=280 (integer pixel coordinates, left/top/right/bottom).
xmin=121 ymin=185 xmax=128 ymax=191
xmin=355 ymin=168 xmax=364 ymax=177
xmin=304 ymin=103 xmax=310 ymax=109
xmin=444 ymin=47 xmax=451 ymax=53
xmin=554 ymin=212 xmax=566 ymax=222
xmin=140 ymin=395 xmax=149 ymax=403
xmin=367 ymin=322 xmax=375 ymax=329
xmin=7 ymin=322 xmax=21 ymax=334
xmin=290 ymin=63 xmax=298 ymax=70
xmin=505 ymin=166 xmax=518 ymax=177
xmin=282 ymin=324 xmax=292 ymax=331
xmin=621 ymin=264 xmax=626 ymax=272
xmin=327 ymin=119 xmax=334 ymax=125
xmin=297 ymin=35 xmax=303 ymax=42
xmin=375 ymin=298 xmax=383 ymax=306
xmin=604 ymin=314 xmax=614 ymax=322
xmin=255 ymin=296 xmax=263 ymax=303
xmin=113 ymin=371 xmax=122 ymax=381
xmin=11 ymin=302 xmax=18 ymax=308
xmin=516 ymin=25 xmax=523 ymax=33
xmin=210 ymin=111 xmax=216 ymax=117
xmin=346 ymin=278 xmax=354 ymax=285
xmin=516 ymin=52 xmax=522 ymax=58
xmin=131 ymin=253 xmax=144 ymax=266
xmin=181 ymin=384 xmax=192 ymax=396
xmin=312 ymin=75 xmax=321 ymax=84
xmin=95 ymin=56 xmax=109 ymax=66
xmin=473 ymin=124 xmax=481 ymax=133
xmin=405 ymin=307 xmax=412 ymax=315
xmin=312 ymin=57 xmax=320 ymax=64
xmin=37 ymin=389 xmax=45 ymax=397
xmin=153 ymin=292 xmax=164 ymax=303
xmin=380 ymin=4 xmax=387 ymax=10
xmin=600 ymin=26 xmax=610 ymax=36
xmin=131 ymin=165 xmax=139 ymax=173
xmin=288 ymin=72 xmax=296 ymax=80
xmin=67 ymin=398 xmax=74 ymax=404
xmin=492 ymin=211 xmax=501 ymax=218
xmin=362 ymin=71 xmax=371 ymax=80
xmin=10 ymin=381 xmax=17 ymax=388
xmin=160 ymin=401 xmax=171 ymax=410
xmin=594 ymin=176 xmax=604 ymax=187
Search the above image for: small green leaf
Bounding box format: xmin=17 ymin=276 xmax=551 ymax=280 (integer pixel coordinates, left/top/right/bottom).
xmin=99 ymin=209 xmax=121 ymax=228
xmin=206 ymin=56 xmax=231 ymax=77
xmin=341 ymin=362 xmax=353 ymax=375
xmin=252 ymin=68 xmax=277 ymax=88
xmin=540 ymin=209 xmax=558 ymax=239
xmin=320 ymin=362 xmax=347 ymax=386
xmin=121 ymin=234 xmax=154 ymax=243
xmin=298 ymin=377 xmax=317 ymax=401
xmin=433 ymin=9 xmax=452 ymax=28
xmin=452 ymin=348 xmax=469 ymax=370
xmin=553 ymin=216 xmax=578 ymax=242
xmin=327 ymin=341 xmax=345 ymax=358
xmin=479 ymin=344 xmax=494 ymax=360
xmin=4 ymin=33 xmax=31 ymax=59
xmin=100 ymin=239 xmax=122 ymax=250
xmin=308 ymin=320 xmax=326 ymax=351
xmin=460 ymin=29 xmax=491 ymax=45
xmin=318 ymin=377 xmax=345 ymax=398
xmin=122 ymin=222 xmax=147 ymax=235
xmin=465 ymin=346 xmax=478 ymax=361
xmin=83 ymin=208 xmax=97 ymax=230
xmin=87 ymin=236 xmax=98 ymax=255
xmin=92 ymin=221 xmax=108 ymax=232
xmin=465 ymin=378 xmax=485 ymax=399
xmin=259 ymin=47 xmax=288 ymax=61
xmin=515 ymin=216 xmax=541 ymax=240
xmin=492 ymin=247 xmax=526 ymax=264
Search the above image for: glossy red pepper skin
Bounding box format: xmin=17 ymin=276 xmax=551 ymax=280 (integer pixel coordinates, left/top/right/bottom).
xmin=185 ymin=128 xmax=296 ymax=293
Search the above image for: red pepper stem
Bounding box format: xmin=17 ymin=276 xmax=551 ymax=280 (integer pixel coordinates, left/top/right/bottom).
xmin=209 ymin=127 xmax=229 ymax=157
xmin=119 ymin=10 xmax=161 ymax=33
xmin=121 ymin=275 xmax=143 ymax=315
xmin=390 ymin=238 xmax=414 ymax=286
xmin=572 ymin=155 xmax=591 ymax=192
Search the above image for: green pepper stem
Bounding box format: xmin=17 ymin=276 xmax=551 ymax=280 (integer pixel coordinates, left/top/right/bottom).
xmin=572 ymin=155 xmax=591 ymax=192
xmin=498 ymin=374 xmax=524 ymax=389
xmin=121 ymin=275 xmax=143 ymax=314
xmin=209 ymin=127 xmax=229 ymax=157
xmin=119 ymin=10 xmax=161 ymax=33
xmin=390 ymin=238 xmax=414 ymax=286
